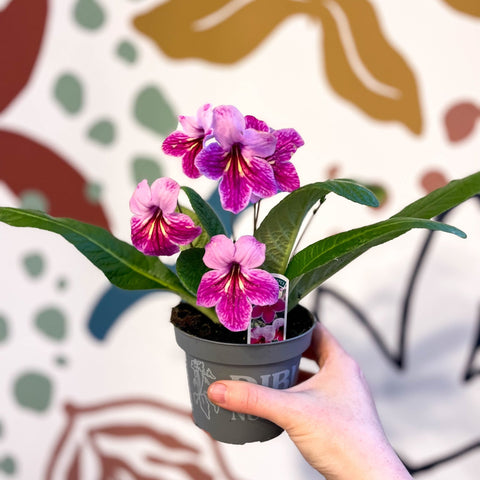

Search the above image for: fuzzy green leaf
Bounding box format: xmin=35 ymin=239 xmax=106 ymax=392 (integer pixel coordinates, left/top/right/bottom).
xmin=255 ymin=179 xmax=379 ymax=274
xmin=286 ymin=218 xmax=465 ymax=308
xmin=182 ymin=186 xmax=226 ymax=238
xmin=176 ymin=247 xmax=209 ymax=296
xmin=393 ymin=170 xmax=480 ymax=219
xmin=0 ymin=207 xmax=189 ymax=294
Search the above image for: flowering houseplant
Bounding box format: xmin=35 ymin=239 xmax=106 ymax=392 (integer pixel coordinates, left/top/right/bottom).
xmin=1 ymin=104 xmax=480 ymax=339
xmin=2 ymin=104 xmax=480 ymax=444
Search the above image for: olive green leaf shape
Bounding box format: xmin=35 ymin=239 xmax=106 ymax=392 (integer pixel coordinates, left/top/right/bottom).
xmin=286 ymin=171 xmax=480 ymax=309
xmin=315 ymin=0 xmax=422 ymax=134
xmin=441 ymin=0 xmax=480 ymax=17
xmin=181 ymin=186 xmax=226 ymax=238
xmin=255 ymin=179 xmax=379 ymax=275
xmin=176 ymin=247 xmax=209 ymax=295
xmin=133 ymin=0 xmax=421 ymax=133
xmin=0 ymin=208 xmax=217 ymax=322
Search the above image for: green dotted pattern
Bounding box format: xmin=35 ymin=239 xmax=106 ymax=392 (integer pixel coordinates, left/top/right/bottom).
xmin=35 ymin=307 xmax=67 ymax=341
xmin=74 ymin=0 xmax=105 ymax=30
xmin=87 ymin=119 xmax=116 ymax=145
xmin=0 ymin=316 xmax=8 ymax=344
xmin=13 ymin=372 xmax=53 ymax=412
xmin=54 ymin=73 xmax=83 ymax=114
xmin=0 ymin=456 xmax=16 ymax=475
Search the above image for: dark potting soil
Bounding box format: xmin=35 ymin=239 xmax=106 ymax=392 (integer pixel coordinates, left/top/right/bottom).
xmin=170 ymin=303 xmax=314 ymax=344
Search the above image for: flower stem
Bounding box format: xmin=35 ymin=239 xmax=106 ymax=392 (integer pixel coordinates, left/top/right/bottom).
xmin=253 ymin=200 xmax=261 ymax=234
xmin=291 ymin=197 xmax=325 ymax=257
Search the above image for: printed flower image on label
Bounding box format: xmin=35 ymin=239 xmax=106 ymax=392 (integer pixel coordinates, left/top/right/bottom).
xmin=248 ymin=274 xmax=289 ymax=344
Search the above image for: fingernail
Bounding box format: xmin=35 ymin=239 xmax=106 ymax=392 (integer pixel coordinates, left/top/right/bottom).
xmin=208 ymin=382 xmax=227 ymax=404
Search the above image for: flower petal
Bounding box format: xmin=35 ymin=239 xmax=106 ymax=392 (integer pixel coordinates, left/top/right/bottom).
xmin=203 ymin=234 xmax=235 ymax=269
xmin=162 ymin=132 xmax=203 ymax=178
xmin=242 ymin=269 xmax=279 ymax=306
xmin=242 ymin=128 xmax=276 ymax=158
xmin=129 ymin=179 xmax=153 ymax=217
xmin=197 ymin=269 xmax=227 ymax=307
xmin=212 ymin=105 xmax=245 ymax=148
xmin=150 ymin=177 xmax=179 ymax=214
xmin=233 ymin=235 xmax=265 ymax=268
xmin=179 ymin=103 xmax=213 ymax=137
xmin=163 ymin=212 xmax=202 ymax=245
xmin=216 ymin=293 xmax=252 ymax=331
xmin=245 ymin=156 xmax=277 ymax=199
xmin=271 ymin=128 xmax=304 ymax=164
xmin=218 ymin=170 xmax=252 ymax=213
xmin=273 ymin=161 xmax=300 ymax=192
xmin=245 ymin=115 xmax=270 ymax=132
xmin=195 ymin=142 xmax=228 ymax=180
xmin=131 ymin=214 xmax=180 ymax=256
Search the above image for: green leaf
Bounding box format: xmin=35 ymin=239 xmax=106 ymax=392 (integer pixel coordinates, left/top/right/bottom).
xmin=0 ymin=207 xmax=196 ymax=299
xmin=182 ymin=186 xmax=226 ymax=238
xmin=176 ymin=247 xmax=209 ymax=295
xmin=286 ymin=217 xmax=465 ymax=308
xmin=393 ymin=171 xmax=480 ymax=219
xmin=255 ymin=179 xmax=379 ymax=274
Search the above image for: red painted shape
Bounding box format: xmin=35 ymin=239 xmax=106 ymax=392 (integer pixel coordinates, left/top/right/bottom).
xmin=444 ymin=101 xmax=480 ymax=143
xmin=0 ymin=0 xmax=48 ymax=113
xmin=420 ymin=170 xmax=449 ymax=193
xmin=0 ymin=130 xmax=111 ymax=230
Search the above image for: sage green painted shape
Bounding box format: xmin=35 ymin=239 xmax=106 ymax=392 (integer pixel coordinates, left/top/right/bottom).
xmin=133 ymin=86 xmax=176 ymax=135
xmin=116 ymin=40 xmax=137 ymax=63
xmin=55 ymin=355 xmax=68 ymax=367
xmin=35 ymin=307 xmax=67 ymax=341
xmin=87 ymin=119 xmax=115 ymax=145
xmin=84 ymin=182 xmax=102 ymax=204
xmin=0 ymin=456 xmax=16 ymax=475
xmin=20 ymin=190 xmax=49 ymax=212
xmin=74 ymin=0 xmax=105 ymax=30
xmin=132 ymin=156 xmax=163 ymax=185
xmin=56 ymin=277 xmax=68 ymax=290
xmin=23 ymin=253 xmax=45 ymax=278
xmin=0 ymin=315 xmax=8 ymax=343
xmin=54 ymin=73 xmax=83 ymax=114
xmin=13 ymin=372 xmax=52 ymax=412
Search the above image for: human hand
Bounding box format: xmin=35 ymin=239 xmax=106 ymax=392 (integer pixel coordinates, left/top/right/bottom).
xmin=207 ymin=323 xmax=412 ymax=480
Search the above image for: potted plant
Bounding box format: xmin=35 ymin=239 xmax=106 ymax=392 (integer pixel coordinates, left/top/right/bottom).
xmin=1 ymin=104 xmax=480 ymax=444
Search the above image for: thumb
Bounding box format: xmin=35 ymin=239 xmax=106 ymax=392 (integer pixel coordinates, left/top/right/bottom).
xmin=207 ymin=380 xmax=291 ymax=428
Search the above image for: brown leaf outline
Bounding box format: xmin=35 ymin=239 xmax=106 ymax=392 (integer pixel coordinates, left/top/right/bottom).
xmin=133 ymin=0 xmax=421 ymax=134
xmin=0 ymin=0 xmax=48 ymax=113
xmin=441 ymin=0 xmax=480 ymax=17
xmin=45 ymin=398 xmax=241 ymax=480
xmin=315 ymin=0 xmax=422 ymax=134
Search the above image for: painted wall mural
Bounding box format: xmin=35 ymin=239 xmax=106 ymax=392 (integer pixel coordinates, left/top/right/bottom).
xmin=0 ymin=0 xmax=479 ymax=479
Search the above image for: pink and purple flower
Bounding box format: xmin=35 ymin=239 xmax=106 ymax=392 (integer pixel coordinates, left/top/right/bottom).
xmin=162 ymin=104 xmax=213 ymax=179
xmin=196 ymin=235 xmax=279 ymax=331
xmin=195 ymin=105 xmax=278 ymax=214
xmin=130 ymin=178 xmax=202 ymax=256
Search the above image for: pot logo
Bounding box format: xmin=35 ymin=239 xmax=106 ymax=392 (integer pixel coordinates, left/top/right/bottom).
xmin=191 ymin=359 xmax=219 ymax=420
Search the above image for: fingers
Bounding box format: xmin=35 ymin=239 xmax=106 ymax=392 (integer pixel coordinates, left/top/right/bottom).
xmin=303 ymin=322 xmax=346 ymax=368
xmin=207 ymin=380 xmax=291 ymax=428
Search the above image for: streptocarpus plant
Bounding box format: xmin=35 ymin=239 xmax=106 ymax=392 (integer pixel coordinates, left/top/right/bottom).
xmin=1 ymin=104 xmax=480 ymax=336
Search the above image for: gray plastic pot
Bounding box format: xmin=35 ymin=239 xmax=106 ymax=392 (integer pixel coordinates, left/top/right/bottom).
xmin=174 ymin=305 xmax=315 ymax=444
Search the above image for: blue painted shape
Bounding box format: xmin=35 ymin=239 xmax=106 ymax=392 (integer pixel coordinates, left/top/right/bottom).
xmin=87 ymin=285 xmax=158 ymax=340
